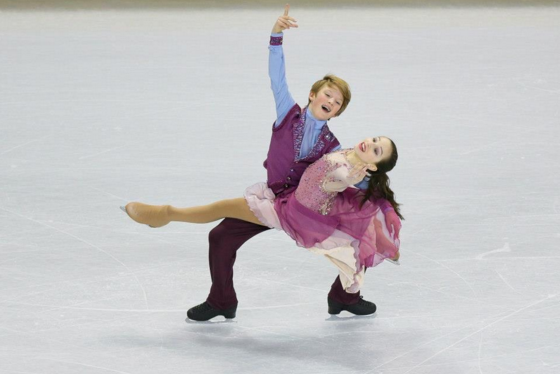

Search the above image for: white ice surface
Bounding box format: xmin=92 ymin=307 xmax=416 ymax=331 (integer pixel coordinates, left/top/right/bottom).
xmin=1 ymin=6 xmax=560 ymax=374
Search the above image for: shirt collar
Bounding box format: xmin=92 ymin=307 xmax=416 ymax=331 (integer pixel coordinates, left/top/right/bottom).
xmin=305 ymin=107 xmax=327 ymax=130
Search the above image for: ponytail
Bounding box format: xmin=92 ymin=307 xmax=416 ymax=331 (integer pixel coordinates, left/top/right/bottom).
xmin=360 ymin=171 xmax=404 ymax=220
xmin=359 ymin=138 xmax=404 ymax=220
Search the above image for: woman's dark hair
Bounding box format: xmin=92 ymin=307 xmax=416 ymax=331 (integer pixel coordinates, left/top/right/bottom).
xmin=360 ymin=138 xmax=404 ymax=220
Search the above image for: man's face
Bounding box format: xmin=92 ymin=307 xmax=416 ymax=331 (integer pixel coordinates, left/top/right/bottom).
xmin=308 ymin=84 xmax=344 ymax=121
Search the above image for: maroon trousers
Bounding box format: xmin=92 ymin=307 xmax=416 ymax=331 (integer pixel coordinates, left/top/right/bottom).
xmin=205 ymin=218 xmax=361 ymax=310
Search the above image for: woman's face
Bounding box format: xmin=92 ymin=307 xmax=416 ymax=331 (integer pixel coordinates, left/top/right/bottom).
xmin=354 ymin=136 xmax=393 ymax=166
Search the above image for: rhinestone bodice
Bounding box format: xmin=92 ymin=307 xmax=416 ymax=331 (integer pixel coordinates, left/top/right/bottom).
xmin=294 ymin=150 xmax=351 ymax=215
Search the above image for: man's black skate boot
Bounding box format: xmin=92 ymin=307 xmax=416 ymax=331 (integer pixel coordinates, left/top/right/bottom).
xmin=186 ymin=301 xmax=237 ymax=321
xmin=327 ymin=296 xmax=376 ymax=316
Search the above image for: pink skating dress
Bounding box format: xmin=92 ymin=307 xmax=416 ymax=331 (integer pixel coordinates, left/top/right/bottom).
xmin=244 ymin=149 xmax=400 ymax=293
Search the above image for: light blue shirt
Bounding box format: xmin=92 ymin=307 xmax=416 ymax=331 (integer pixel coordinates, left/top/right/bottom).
xmin=268 ymin=33 xmax=370 ymax=189
xmin=268 ymin=33 xmax=341 ymax=159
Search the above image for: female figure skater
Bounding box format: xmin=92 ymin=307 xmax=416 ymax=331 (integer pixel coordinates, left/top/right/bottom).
xmin=122 ymin=135 xmax=402 ymax=304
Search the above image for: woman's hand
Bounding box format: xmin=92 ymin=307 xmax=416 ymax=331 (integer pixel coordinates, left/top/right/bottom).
xmin=272 ymin=4 xmax=298 ymax=34
xmin=348 ymin=162 xmax=373 ymax=184
xmin=384 ymin=209 xmax=402 ymax=241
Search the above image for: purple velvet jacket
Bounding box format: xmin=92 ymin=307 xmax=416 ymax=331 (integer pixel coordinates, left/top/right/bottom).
xmin=263 ymin=104 xmax=340 ymax=198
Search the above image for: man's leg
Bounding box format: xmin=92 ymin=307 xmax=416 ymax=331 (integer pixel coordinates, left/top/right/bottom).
xmin=187 ymin=218 xmax=269 ymax=321
xmin=327 ymin=275 xmax=377 ymax=316
xmin=207 ymin=217 xmax=270 ymax=309
xmin=328 ymin=276 xmax=360 ymax=305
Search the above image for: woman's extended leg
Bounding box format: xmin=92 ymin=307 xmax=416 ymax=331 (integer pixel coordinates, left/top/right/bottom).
xmin=123 ymin=198 xmax=264 ymax=228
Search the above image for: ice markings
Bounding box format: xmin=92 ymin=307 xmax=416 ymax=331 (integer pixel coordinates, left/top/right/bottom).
xmin=475 ymin=242 xmax=511 ymax=260
xmin=36 ymin=358 xmax=132 ymax=374
xmin=0 ymin=139 xmax=42 ymax=156
xmin=495 ymin=270 xmax=517 ymax=292
xmin=403 ymin=294 xmax=557 ymax=374
xmin=0 ymin=206 xmax=150 ymax=309
xmin=79 ymin=145 xmax=127 ymax=160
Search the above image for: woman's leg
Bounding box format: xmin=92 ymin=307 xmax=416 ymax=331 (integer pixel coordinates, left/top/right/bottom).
xmin=123 ymin=198 xmax=264 ymax=228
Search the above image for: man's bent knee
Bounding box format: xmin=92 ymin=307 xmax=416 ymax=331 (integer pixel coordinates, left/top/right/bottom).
xmin=209 ymin=222 xmax=230 ymax=248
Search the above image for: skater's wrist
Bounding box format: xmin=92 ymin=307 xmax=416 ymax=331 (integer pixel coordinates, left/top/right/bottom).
xmin=270 ymin=34 xmax=283 ymax=46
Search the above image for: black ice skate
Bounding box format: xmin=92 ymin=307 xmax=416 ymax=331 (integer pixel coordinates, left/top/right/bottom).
xmin=327 ymin=296 xmax=376 ymax=316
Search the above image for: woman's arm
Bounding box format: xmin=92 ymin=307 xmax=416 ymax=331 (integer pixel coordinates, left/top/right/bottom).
xmin=323 ymin=162 xmax=369 ymax=193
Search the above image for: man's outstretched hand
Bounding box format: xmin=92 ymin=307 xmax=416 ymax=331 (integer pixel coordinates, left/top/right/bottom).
xmin=272 ymin=4 xmax=298 ymax=34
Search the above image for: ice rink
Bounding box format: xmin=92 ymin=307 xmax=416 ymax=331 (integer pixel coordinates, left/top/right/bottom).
xmin=1 ymin=4 xmax=560 ymax=374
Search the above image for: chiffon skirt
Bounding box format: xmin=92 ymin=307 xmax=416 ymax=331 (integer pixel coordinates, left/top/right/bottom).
xmin=244 ymin=182 xmax=399 ymax=292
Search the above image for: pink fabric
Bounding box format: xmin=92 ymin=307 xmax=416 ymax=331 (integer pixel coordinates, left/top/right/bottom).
xmin=332 ymin=188 xmax=400 ymax=267
xmin=274 ymin=193 xmax=339 ymax=247
xmin=294 ymin=157 xmax=339 ymax=214
xmin=244 ymin=183 xmax=283 ymax=229
xmin=244 ymin=183 xmax=371 ymax=271
xmin=244 ymin=151 xmax=400 ymax=271
xmin=275 ymin=187 xmax=398 ymax=269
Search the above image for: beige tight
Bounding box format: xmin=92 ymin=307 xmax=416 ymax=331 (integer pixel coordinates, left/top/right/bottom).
xmin=123 ymin=198 xmax=264 ymax=228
